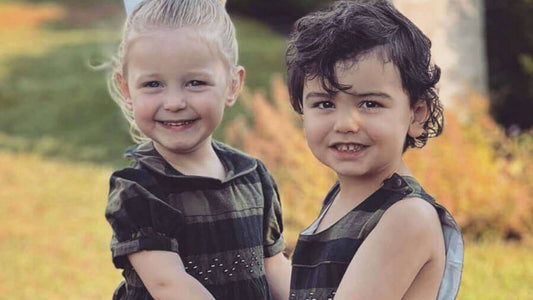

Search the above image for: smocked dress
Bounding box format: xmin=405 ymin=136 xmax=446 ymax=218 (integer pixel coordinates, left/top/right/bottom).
xmin=105 ymin=141 xmax=285 ymax=300
xmin=290 ymin=174 xmax=463 ymax=300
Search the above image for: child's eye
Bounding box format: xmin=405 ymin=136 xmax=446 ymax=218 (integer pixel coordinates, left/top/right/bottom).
xmin=314 ymin=101 xmax=335 ymax=109
xmin=143 ymin=81 xmax=162 ymax=88
xmin=360 ymin=101 xmax=382 ymax=109
xmin=187 ymin=80 xmax=206 ymax=87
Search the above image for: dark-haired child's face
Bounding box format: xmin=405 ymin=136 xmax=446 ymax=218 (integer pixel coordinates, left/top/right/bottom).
xmin=301 ymin=51 xmax=424 ymax=181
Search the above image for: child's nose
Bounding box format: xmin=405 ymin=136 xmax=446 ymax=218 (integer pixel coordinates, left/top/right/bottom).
xmin=334 ymin=109 xmax=361 ymax=134
xmin=163 ymin=91 xmax=187 ymax=111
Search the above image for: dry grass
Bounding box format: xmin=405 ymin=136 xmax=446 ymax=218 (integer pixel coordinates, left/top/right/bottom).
xmin=0 ymin=150 xmax=121 ymax=298
xmin=1 ymin=150 xmax=531 ymax=299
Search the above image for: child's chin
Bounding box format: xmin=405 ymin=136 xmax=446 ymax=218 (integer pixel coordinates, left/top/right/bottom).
xmin=331 ymin=165 xmax=369 ymax=178
xmin=155 ymin=140 xmax=201 ymax=154
xmin=338 ymin=171 xmax=368 ymax=178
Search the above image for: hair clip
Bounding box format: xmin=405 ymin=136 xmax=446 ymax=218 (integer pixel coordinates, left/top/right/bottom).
xmin=123 ymin=0 xmax=143 ymax=15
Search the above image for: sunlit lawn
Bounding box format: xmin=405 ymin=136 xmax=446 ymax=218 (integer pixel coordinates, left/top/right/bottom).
xmin=0 ymin=1 xmax=531 ymax=299
xmin=0 ymin=151 xmax=120 ymax=298
xmin=1 ymin=150 xmax=532 ymax=299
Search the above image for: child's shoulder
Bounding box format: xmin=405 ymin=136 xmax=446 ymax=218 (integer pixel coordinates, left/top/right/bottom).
xmin=387 ymin=175 xmax=441 ymax=230
xmin=375 ymin=174 xmax=442 ymax=236
xmin=212 ymin=140 xmax=267 ymax=169
xmin=373 ymin=196 xmax=443 ymax=259
xmin=386 ymin=196 xmax=441 ymax=228
xmin=213 ymin=140 xmax=256 ymax=160
xmin=213 ymin=141 xmax=276 ymax=184
xmin=109 ymin=164 xmax=160 ymax=199
xmin=110 ymin=143 xmax=160 ymax=189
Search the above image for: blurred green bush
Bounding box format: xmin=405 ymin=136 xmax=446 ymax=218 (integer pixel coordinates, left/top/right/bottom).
xmin=0 ymin=2 xmax=285 ymax=167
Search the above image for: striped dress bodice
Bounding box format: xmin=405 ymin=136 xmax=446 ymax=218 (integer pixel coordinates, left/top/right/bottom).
xmin=289 ymin=174 xmax=463 ymax=300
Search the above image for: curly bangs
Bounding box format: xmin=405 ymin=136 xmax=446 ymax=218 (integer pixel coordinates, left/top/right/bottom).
xmin=286 ymin=0 xmax=443 ymax=149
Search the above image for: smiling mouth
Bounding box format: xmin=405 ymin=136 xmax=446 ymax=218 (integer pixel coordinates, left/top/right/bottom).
xmin=331 ymin=143 xmax=368 ymax=152
xmin=158 ymin=119 xmax=198 ymax=127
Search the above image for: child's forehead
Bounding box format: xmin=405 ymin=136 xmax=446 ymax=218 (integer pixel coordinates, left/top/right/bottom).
xmin=125 ymin=26 xmax=229 ymax=68
xmin=304 ymin=49 xmax=400 ymax=88
xmin=126 ymin=28 xmax=212 ymax=60
xmin=127 ymin=26 xmax=205 ymax=43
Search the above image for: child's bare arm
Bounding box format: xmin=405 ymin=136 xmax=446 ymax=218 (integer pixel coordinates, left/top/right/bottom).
xmin=128 ymin=250 xmax=215 ymax=300
xmin=264 ymin=252 xmax=291 ymax=300
xmin=334 ymin=198 xmax=444 ymax=300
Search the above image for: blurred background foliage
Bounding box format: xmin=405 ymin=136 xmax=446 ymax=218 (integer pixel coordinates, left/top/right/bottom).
xmin=0 ymin=0 xmax=532 ymax=299
xmin=228 ymin=0 xmax=533 ymax=132
xmin=226 ymin=0 xmax=330 ymax=33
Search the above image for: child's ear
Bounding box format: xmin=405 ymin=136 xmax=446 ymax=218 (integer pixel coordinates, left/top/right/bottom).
xmin=116 ymin=72 xmax=133 ymax=110
xmin=408 ymin=99 xmax=429 ymax=138
xmin=225 ymin=66 xmax=245 ymax=107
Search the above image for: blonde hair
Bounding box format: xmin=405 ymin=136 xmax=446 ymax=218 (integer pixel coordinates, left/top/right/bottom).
xmin=107 ymin=0 xmax=239 ymax=143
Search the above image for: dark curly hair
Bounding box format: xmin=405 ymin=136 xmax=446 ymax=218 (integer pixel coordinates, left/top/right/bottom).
xmin=286 ymin=0 xmax=443 ymax=150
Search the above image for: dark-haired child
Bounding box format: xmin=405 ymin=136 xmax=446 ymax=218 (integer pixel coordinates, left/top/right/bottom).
xmin=286 ymin=1 xmax=463 ymax=299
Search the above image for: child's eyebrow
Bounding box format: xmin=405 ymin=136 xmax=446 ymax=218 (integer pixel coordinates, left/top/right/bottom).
xmin=304 ymin=91 xmax=393 ymax=101
xmin=304 ymin=92 xmax=331 ymax=100
xmin=131 ymin=73 xmax=159 ymax=83
xmin=350 ymin=91 xmax=392 ymax=100
xmin=137 ymin=73 xmax=159 ymax=78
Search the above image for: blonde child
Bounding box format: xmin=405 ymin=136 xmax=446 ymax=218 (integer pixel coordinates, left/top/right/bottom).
xmin=104 ymin=0 xmax=291 ymax=299
xmin=286 ymin=1 xmax=463 ymax=299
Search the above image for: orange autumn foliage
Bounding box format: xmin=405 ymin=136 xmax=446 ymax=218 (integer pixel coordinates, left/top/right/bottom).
xmin=405 ymin=95 xmax=533 ymax=240
xmin=0 ymin=3 xmax=64 ymax=28
xmin=226 ymin=76 xmax=533 ymax=247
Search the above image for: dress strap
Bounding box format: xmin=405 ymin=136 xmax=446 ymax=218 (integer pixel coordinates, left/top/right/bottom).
xmin=356 ymin=189 xmax=404 ymax=240
xmin=357 ymin=173 xmax=428 ymax=240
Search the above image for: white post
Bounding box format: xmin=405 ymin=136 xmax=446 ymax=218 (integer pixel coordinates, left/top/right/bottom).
xmin=392 ymin=0 xmax=488 ymax=107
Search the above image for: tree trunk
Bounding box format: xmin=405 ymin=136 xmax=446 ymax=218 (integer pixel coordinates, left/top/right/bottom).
xmin=393 ymin=0 xmax=488 ymax=107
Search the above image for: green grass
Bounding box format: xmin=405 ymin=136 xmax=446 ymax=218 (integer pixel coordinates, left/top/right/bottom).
xmin=0 ymin=2 xmax=286 ymax=167
xmin=458 ymin=241 xmax=533 ymax=299
xmin=0 ymin=41 xmax=132 ymax=166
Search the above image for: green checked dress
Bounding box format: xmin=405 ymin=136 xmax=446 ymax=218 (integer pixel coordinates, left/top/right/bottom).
xmin=105 ymin=141 xmax=285 ymax=300
xmin=289 ymin=174 xmax=463 ymax=300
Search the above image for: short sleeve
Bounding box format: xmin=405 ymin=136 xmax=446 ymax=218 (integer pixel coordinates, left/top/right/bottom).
xmin=257 ymin=161 xmax=285 ymax=257
xmin=105 ymin=168 xmax=183 ymax=269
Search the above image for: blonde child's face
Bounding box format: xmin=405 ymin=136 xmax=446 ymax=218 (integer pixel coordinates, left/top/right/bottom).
xmin=118 ymin=27 xmax=242 ymax=155
xmin=301 ymin=50 xmax=427 ymax=180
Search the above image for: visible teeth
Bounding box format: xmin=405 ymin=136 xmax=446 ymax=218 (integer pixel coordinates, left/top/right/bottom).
xmin=335 ymin=143 xmax=363 ymax=152
xmin=163 ymin=120 xmax=192 ymax=126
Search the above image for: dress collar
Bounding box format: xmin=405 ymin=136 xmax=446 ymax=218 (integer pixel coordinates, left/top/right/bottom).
xmin=125 ymin=140 xmax=257 ymax=183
